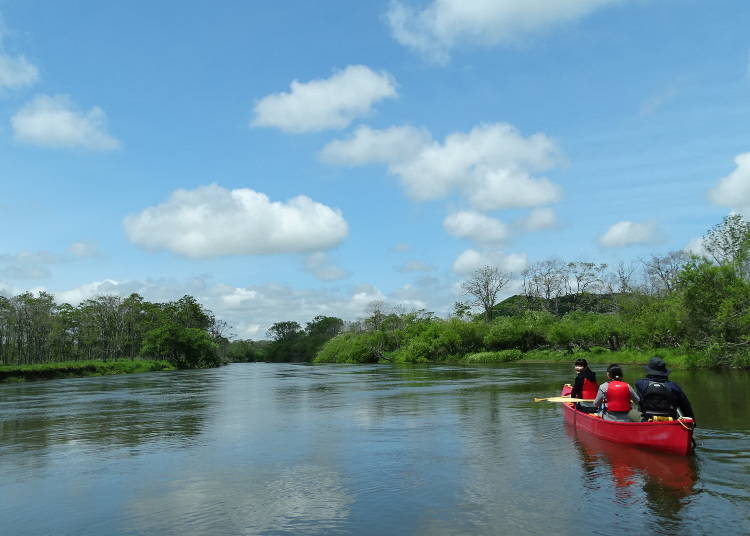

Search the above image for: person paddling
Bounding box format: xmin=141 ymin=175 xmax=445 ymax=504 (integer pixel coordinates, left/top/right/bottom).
xmin=635 ymin=357 xmax=695 ymax=423
xmin=593 ymin=364 xmax=640 ymax=422
xmin=570 ymin=358 xmax=598 ymax=413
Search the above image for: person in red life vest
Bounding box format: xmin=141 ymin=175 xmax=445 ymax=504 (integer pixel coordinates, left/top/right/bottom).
xmin=570 ymin=358 xmax=598 ymax=413
xmin=593 ymin=364 xmax=640 ymax=422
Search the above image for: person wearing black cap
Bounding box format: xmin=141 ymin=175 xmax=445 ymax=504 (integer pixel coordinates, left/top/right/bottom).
xmin=635 ymin=357 xmax=695 ymax=423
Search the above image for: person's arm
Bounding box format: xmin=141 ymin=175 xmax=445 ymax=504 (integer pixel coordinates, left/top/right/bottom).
xmin=671 ymin=382 xmax=695 ymax=420
xmin=628 ymin=384 xmax=641 ymax=404
xmin=593 ymin=384 xmax=606 ymax=409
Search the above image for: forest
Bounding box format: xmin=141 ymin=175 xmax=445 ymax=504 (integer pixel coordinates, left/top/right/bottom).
xmin=3 ymin=215 xmax=750 ymax=370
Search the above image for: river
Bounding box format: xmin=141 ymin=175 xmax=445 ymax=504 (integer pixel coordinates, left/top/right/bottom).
xmin=1 ymin=362 xmax=748 ymax=535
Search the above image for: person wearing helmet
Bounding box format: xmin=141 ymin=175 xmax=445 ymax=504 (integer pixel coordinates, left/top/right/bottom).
xmin=593 ymin=364 xmax=640 ymax=422
xmin=635 ymin=357 xmax=695 ymax=423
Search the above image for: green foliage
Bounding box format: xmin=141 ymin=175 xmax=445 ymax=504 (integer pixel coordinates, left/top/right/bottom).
xmin=0 ymin=359 xmax=174 ymax=382
xmin=462 ymin=350 xmax=523 ymax=363
xmin=314 ymin=332 xmax=386 ymax=363
xmin=483 ymin=311 xmax=554 ymax=351
xmin=140 ymin=323 xmax=221 ymax=369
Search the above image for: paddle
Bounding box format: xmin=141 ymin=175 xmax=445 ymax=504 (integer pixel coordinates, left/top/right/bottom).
xmin=534 ymin=396 xmax=595 ymax=403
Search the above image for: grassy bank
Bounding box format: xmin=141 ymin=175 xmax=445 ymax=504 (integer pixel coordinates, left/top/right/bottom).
xmin=0 ymin=359 xmax=176 ymax=382
xmin=446 ymin=348 xmax=714 ymax=368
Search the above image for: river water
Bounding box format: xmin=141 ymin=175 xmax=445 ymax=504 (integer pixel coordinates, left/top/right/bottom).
xmin=0 ymin=362 xmax=748 ymax=535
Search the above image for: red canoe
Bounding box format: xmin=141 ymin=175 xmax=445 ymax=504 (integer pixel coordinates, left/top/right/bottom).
xmin=560 ymin=385 xmax=695 ymax=455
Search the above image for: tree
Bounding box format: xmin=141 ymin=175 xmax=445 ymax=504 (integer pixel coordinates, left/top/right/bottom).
xmin=461 ymin=265 xmax=511 ymax=322
xmin=140 ymin=323 xmax=220 ymax=368
xmin=702 ymin=214 xmax=750 ymax=267
xmin=522 ymin=260 xmax=566 ymax=313
xmin=452 ymin=301 xmax=472 ymax=319
xmin=564 ymin=262 xmax=608 ymax=310
xmin=643 ymin=251 xmax=688 ymax=295
xmin=266 ymin=321 xmax=302 ymax=342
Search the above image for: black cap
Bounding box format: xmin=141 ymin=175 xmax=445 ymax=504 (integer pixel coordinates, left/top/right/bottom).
xmin=644 ymin=356 xmax=670 ymax=376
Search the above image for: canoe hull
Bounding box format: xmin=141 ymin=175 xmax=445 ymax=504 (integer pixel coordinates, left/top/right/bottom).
xmin=560 ymin=386 xmax=694 ymax=455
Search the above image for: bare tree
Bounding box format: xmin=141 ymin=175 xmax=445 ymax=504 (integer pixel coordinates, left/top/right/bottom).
xmin=643 ymin=251 xmax=688 ymax=294
xmin=522 ymin=259 xmax=566 ymax=312
xmin=564 ymin=262 xmax=608 ymax=310
xmin=461 ymin=265 xmax=511 ymax=321
xmin=612 ymin=261 xmax=639 ymax=293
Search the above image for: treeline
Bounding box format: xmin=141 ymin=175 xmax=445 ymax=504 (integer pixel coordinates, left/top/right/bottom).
xmin=0 ymin=293 xmax=227 ymax=368
xmin=227 ymin=316 xmax=344 ymax=363
xmin=263 ymin=215 xmax=750 ymax=368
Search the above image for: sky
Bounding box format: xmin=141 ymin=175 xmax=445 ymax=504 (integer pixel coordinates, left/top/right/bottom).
xmin=1 ymin=0 xmax=749 ymax=338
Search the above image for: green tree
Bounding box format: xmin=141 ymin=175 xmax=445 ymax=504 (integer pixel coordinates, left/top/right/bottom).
xmin=140 ymin=323 xmax=220 ymax=368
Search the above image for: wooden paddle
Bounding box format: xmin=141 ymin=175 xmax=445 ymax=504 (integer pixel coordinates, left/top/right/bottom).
xmin=534 ymin=396 xmax=595 ymax=403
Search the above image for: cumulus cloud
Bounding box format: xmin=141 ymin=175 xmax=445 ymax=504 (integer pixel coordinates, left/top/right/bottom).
xmin=598 ymin=220 xmax=659 ymax=248
xmin=304 ymin=252 xmax=348 ymax=281
xmin=443 ymin=211 xmax=509 ymax=245
xmin=123 ymin=184 xmax=348 ymax=258
xmin=251 ymin=65 xmax=397 ymax=133
xmin=386 ymin=0 xmax=623 ymax=62
xmin=521 ymin=207 xmax=557 ymax=230
xmin=0 ymin=54 xmax=38 ymax=89
xmin=11 ymin=95 xmax=120 ymax=150
xmin=321 ymin=123 xmax=562 ymax=210
xmin=708 ymin=153 xmax=750 ymax=212
xmin=452 ymin=249 xmax=528 ymax=275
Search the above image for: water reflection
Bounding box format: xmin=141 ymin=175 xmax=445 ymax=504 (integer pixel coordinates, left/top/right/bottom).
xmin=567 ymin=423 xmax=699 ymax=530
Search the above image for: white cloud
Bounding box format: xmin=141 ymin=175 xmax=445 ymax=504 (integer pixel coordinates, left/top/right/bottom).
xmin=123 ymin=184 xmax=349 ymax=258
xmin=521 ymin=207 xmax=557 ymax=230
xmin=320 ymin=125 xmax=432 ymax=165
xmin=684 ymin=236 xmax=709 ymax=258
xmin=304 ymin=252 xmax=348 ymax=281
xmin=452 ymin=249 xmax=528 ymax=274
xmin=0 ymin=54 xmax=38 ymax=89
xmin=598 ymin=220 xmax=659 ymax=248
xmin=443 ymin=211 xmax=509 ymax=245
xmin=251 ymin=65 xmax=397 ymax=133
xmin=321 ymin=123 xmax=562 ymax=210
xmin=11 ymin=95 xmax=120 ymax=150
xmin=386 ymin=0 xmax=623 ymax=62
xmin=708 ymin=153 xmax=750 ymax=212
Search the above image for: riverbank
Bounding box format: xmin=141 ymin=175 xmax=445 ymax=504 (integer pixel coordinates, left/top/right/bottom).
xmin=0 ymin=359 xmax=176 ymax=382
xmin=370 ymin=347 xmax=721 ymax=368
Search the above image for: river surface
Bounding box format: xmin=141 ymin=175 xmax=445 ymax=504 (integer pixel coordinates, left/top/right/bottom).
xmin=1 ymin=362 xmax=748 ymax=535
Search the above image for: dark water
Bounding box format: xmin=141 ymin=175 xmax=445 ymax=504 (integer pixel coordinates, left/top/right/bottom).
xmin=0 ymin=363 xmax=748 ymax=535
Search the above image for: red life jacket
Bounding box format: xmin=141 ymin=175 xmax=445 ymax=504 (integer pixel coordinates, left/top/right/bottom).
xmin=582 ymin=378 xmax=599 ymax=399
xmin=606 ymin=380 xmax=631 ymax=412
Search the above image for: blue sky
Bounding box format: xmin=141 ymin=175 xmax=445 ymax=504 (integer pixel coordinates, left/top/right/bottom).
xmin=1 ymin=0 xmax=749 ymax=337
